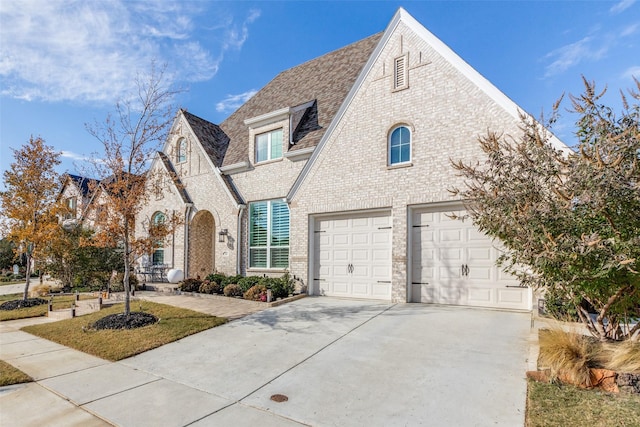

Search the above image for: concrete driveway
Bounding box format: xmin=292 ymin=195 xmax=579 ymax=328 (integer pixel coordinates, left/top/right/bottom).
xmin=1 ymin=297 xmax=531 ymax=426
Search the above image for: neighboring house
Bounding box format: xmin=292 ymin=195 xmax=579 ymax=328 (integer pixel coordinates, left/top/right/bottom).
xmin=138 ymin=8 xmax=567 ymax=310
xmin=59 ymin=173 xmax=100 ymax=229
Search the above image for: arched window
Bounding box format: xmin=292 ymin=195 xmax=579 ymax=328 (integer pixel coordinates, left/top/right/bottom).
xmin=151 ymin=212 xmax=166 ymax=265
xmin=176 ymin=138 xmax=187 ymax=163
xmin=389 ymin=125 xmax=411 ymax=165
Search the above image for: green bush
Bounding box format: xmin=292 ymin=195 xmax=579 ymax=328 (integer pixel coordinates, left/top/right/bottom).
xmin=180 ymin=278 xmax=202 ymax=292
xmin=199 ymin=280 xmax=222 ymax=294
xmin=222 ymin=275 xmax=243 ymax=286
xmin=544 ymin=287 xmax=581 ymax=322
xmin=205 ymin=273 xmax=227 ymax=286
xmin=264 ymin=275 xmax=294 ymax=299
xmin=237 ymin=276 xmax=263 ymax=293
xmin=223 ymin=283 xmax=243 ymax=297
xmin=244 ymin=284 xmax=268 ymax=301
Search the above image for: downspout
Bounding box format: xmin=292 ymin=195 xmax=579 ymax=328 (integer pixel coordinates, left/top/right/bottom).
xmin=171 ymin=209 xmax=175 ymax=268
xmin=236 ymin=204 xmax=246 ymax=275
xmin=184 ymin=203 xmax=193 ymax=277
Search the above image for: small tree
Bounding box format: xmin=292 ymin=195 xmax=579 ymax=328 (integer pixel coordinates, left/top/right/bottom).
xmin=0 ymin=137 xmax=65 ymax=300
xmin=0 ymin=238 xmax=18 ymax=271
xmin=85 ymin=63 xmax=180 ymax=316
xmin=452 ymin=78 xmax=640 ymax=341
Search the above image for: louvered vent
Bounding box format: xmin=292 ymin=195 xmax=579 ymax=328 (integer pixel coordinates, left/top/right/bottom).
xmin=394 ymin=55 xmax=408 ymax=90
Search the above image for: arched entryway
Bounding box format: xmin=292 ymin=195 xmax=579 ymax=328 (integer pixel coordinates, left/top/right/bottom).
xmin=188 ymin=210 xmax=215 ymax=278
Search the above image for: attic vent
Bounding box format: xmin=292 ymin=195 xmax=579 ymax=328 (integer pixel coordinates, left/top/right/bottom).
xmin=393 ymin=54 xmax=408 ymax=91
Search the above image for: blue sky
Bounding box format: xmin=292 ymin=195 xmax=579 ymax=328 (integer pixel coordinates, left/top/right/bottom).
xmin=1 ymin=1 xmax=638 ymax=184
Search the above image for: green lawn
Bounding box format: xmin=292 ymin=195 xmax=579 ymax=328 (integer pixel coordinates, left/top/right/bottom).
xmin=0 ymin=293 xmax=96 ymax=321
xmin=22 ymin=301 xmax=227 ymax=361
xmin=0 ymin=360 xmax=33 ymax=387
xmin=526 ymin=380 xmax=640 ymax=426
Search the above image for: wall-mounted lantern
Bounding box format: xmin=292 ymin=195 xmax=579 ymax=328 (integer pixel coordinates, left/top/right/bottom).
xmin=218 ymin=229 xmax=228 ymax=243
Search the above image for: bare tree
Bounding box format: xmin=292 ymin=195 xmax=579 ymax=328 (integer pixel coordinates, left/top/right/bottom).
xmin=86 ymin=62 xmax=181 ymax=316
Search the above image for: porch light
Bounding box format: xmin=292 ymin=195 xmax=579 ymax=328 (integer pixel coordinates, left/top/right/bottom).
xmin=218 ymin=229 xmax=228 ymax=242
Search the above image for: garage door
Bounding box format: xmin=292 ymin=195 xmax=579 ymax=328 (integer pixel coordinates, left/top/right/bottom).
xmin=410 ymin=205 xmax=531 ymax=310
xmin=313 ymin=212 xmax=392 ymax=300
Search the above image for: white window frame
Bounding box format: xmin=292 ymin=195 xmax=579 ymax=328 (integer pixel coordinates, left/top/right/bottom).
xmin=388 ymin=125 xmax=412 ymax=166
xmin=255 ymin=129 xmax=283 ymax=163
xmin=248 ymin=199 xmax=289 ymax=269
xmin=151 ymin=212 xmax=166 ymax=266
xmin=176 ymin=138 xmax=187 ymax=164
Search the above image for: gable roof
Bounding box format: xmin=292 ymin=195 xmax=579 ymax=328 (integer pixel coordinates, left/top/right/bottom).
xmin=182 ymin=110 xmax=229 ymax=168
xmin=287 ymin=7 xmax=570 ymax=201
xmin=62 ymin=173 xmax=99 ymax=198
xmin=157 ymin=151 xmax=193 ymax=204
xmin=220 ymin=32 xmax=383 ymax=167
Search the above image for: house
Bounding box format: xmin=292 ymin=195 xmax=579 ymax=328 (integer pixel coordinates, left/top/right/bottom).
xmin=59 ymin=173 xmax=100 ymax=229
xmin=138 ymin=7 xmax=567 ymax=310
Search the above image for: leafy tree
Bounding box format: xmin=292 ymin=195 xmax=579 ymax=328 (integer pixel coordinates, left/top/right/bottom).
xmin=0 ymin=238 xmax=18 ymax=271
xmin=85 ymin=63 xmax=181 ymax=316
xmin=0 ymin=137 xmax=65 ymax=300
xmin=45 ymin=226 xmax=123 ymax=290
xmin=452 ymin=78 xmax=640 ymax=341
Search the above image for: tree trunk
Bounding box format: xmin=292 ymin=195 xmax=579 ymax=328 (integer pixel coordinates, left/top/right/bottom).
xmin=22 ymin=254 xmax=32 ymax=301
xmin=123 ymin=228 xmax=131 ymax=317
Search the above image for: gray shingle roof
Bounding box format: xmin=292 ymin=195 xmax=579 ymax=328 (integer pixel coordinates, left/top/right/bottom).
xmin=157 ymin=151 xmax=192 ymax=204
xmin=182 ymin=110 xmax=229 ymax=168
xmin=64 ymin=173 xmax=99 ymax=197
xmin=220 ymin=32 xmax=382 ymax=167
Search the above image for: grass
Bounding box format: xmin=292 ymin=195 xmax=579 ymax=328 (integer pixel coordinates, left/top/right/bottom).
xmin=526 ymin=380 xmax=640 ymax=426
xmin=0 ymin=293 xmax=97 ymax=321
xmin=22 ymin=301 xmax=227 ymax=361
xmin=0 ymin=360 xmax=33 ymax=387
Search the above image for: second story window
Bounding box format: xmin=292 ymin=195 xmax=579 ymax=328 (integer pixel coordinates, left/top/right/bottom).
xmin=65 ymin=197 xmax=77 ymax=219
xmin=176 ymin=138 xmax=187 ymax=163
xmin=255 ymin=129 xmax=283 ymax=163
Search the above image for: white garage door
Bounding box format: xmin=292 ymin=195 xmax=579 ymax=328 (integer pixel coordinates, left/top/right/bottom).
xmin=313 ymin=212 xmax=392 ymax=300
xmin=410 ymin=205 xmax=531 ymax=310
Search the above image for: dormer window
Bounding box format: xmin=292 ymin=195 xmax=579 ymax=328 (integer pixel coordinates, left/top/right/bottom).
xmin=255 ymin=129 xmax=283 ymax=163
xmin=176 ymin=138 xmax=187 ymax=163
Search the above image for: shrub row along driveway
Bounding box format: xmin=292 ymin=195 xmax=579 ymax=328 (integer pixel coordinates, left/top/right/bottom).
xmin=2 ymin=297 xmax=531 ymax=426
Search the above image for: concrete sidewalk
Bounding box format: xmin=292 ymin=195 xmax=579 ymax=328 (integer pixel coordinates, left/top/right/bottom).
xmin=1 ymin=296 xmax=532 ymax=426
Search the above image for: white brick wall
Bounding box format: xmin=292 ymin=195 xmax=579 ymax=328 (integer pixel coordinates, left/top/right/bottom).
xmin=289 ymin=22 xmax=523 ymax=302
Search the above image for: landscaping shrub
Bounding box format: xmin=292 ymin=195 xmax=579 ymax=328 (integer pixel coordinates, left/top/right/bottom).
xmin=601 ymin=341 xmax=640 ymax=374
xmin=180 ymin=278 xmax=202 ymax=292
xmin=237 ymin=276 xmax=263 ymax=293
xmin=538 ymin=328 xmax=598 ymax=386
xmin=205 ymin=273 xmax=227 ymax=286
xmin=199 ymin=280 xmax=222 ymax=295
xmin=222 ymin=274 xmax=243 ymax=286
xmin=244 ymin=284 xmax=268 ymax=301
xmin=223 ymin=283 xmax=243 ymax=297
xmin=543 ymin=287 xmax=581 ymax=322
xmin=264 ymin=275 xmax=295 ymax=299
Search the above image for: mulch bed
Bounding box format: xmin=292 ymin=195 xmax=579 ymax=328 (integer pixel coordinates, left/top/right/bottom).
xmin=92 ymin=312 xmax=158 ymax=330
xmin=0 ymin=298 xmax=47 ymax=310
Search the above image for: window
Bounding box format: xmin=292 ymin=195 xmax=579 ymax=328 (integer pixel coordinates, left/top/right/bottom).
xmin=176 ymin=138 xmax=187 ymax=163
xmin=389 ymin=126 xmax=411 ymax=165
xmin=394 ymin=54 xmax=408 ymax=90
xmin=151 ymin=212 xmax=166 ymax=265
xmin=255 ymin=129 xmax=283 ymax=163
xmin=249 ymin=200 xmax=289 ymax=269
xmin=65 ymin=197 xmax=77 ymax=219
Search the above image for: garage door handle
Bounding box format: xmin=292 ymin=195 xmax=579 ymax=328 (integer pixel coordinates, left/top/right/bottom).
xmin=377 ymin=281 xmax=391 ymax=283
xmin=347 ymin=264 xmax=354 ymax=274
xmin=461 ymin=264 xmax=469 ymax=277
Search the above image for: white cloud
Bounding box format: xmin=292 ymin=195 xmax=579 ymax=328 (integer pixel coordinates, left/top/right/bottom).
xmin=61 ymin=150 xmax=95 ymax=162
xmin=0 ymin=1 xmax=260 ymax=104
xmin=620 ymin=23 xmax=639 ymax=37
xmin=610 ymin=0 xmax=636 ymax=14
xmin=622 ymin=66 xmax=640 ymax=80
xmin=216 ymin=90 xmax=258 ymax=113
xmin=544 ymin=36 xmax=610 ymax=77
